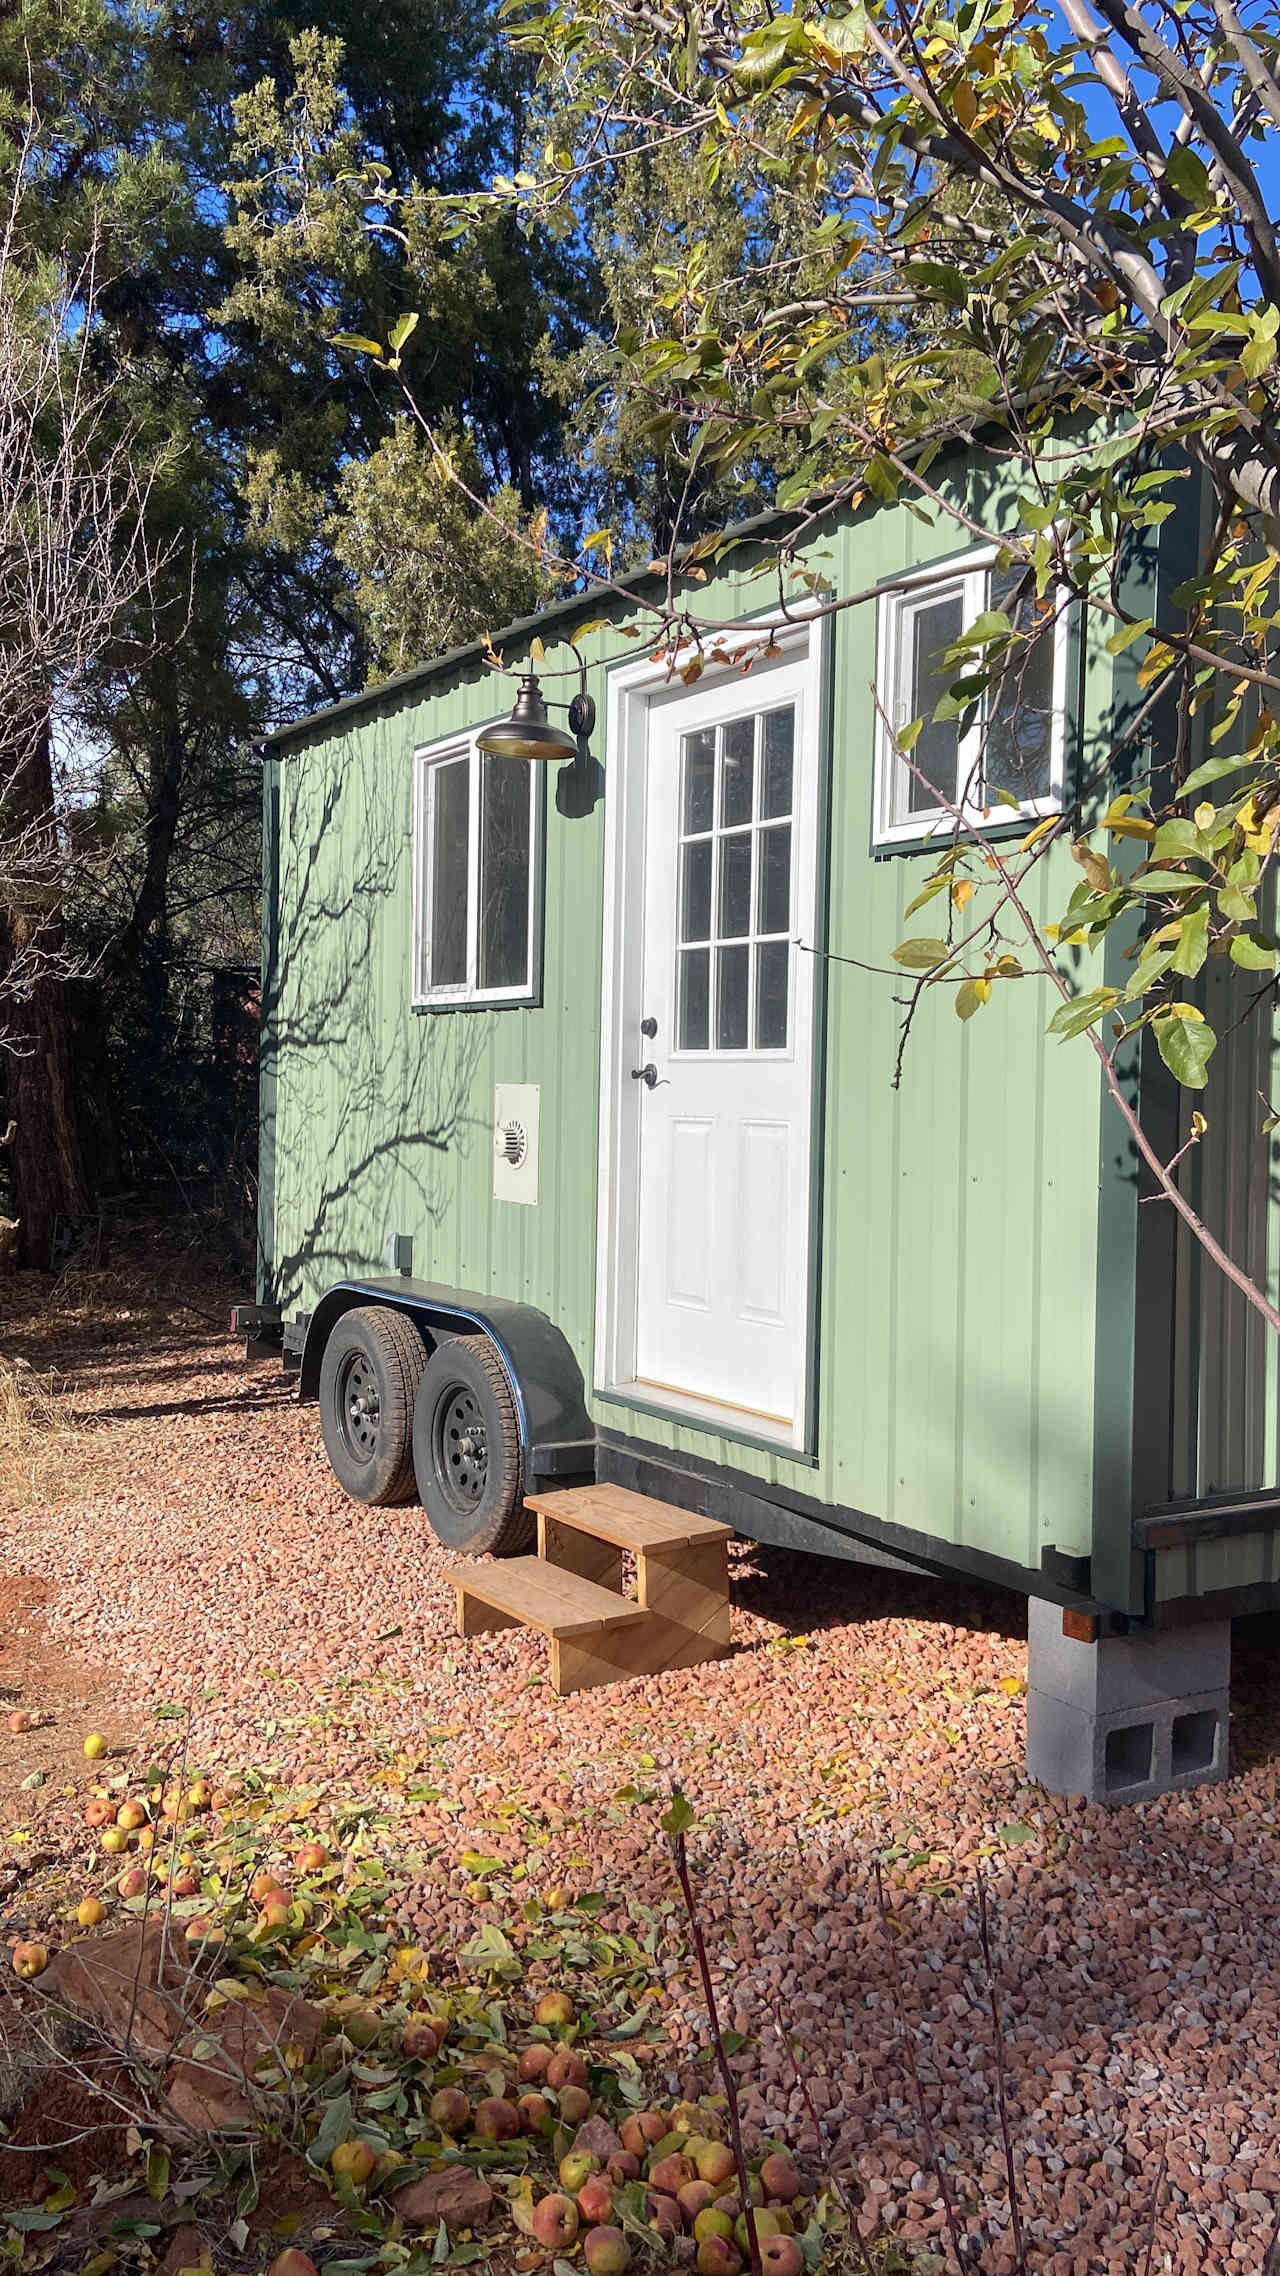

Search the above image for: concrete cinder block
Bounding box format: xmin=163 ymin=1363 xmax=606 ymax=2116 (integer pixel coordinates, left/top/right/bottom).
xmin=1025 ymin=1600 xmax=1230 ymax=1804
xmin=1027 ymin=1596 xmax=1230 ymax=1715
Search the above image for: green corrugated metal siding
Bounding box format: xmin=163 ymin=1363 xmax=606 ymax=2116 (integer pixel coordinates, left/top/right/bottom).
xmin=264 ymin=466 xmax=1144 ymax=1592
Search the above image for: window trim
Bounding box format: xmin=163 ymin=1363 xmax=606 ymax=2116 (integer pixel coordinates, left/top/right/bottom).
xmin=411 ymin=724 xmax=543 ymax=1009
xmin=873 ymin=543 xmax=1070 ymax=850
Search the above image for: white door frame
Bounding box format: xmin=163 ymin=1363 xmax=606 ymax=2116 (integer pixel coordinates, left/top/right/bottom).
xmin=594 ymin=617 xmax=825 ymax=1450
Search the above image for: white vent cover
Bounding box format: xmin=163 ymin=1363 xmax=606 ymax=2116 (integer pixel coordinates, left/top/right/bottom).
xmin=493 ymin=1083 xmax=539 ymax=1206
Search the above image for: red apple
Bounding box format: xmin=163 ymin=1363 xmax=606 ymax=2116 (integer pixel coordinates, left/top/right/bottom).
xmin=650 ymin=2153 xmax=694 ymax=2196
xmin=531 ymin=2194 xmax=579 ymax=2250
xmin=607 ymin=2152 xmax=641 ymax=2186
xmin=11 ymin=1941 xmax=48 ymax=1978
xmin=517 ymin=2091 xmax=551 ymax=2134
xmin=473 ymin=2096 xmax=520 ymax=2142
xmin=583 ymin=2225 xmax=630 ymax=2276
xmin=679 ymin=2180 xmax=717 ymax=2223
xmin=622 ymin=2110 xmax=669 ymax=2153
xmin=696 ymin=2239 xmax=742 ymax=2276
xmin=547 ymin=2047 xmax=589 ymax=2091
xmin=647 ymin=2192 xmax=681 ymax=2241
xmin=116 ymin=1867 xmax=149 ymax=1900
xmin=267 ymin=2252 xmax=318 ymax=2276
xmin=84 ymin=1797 xmax=114 ymax=1828
xmin=558 ymin=2082 xmax=592 ymax=2124
xmin=517 ymin=2042 xmax=552 ymax=2082
xmin=7 ymin=1709 xmax=32 ymax=1733
xmin=758 ymin=2153 xmax=800 ymax=2203
xmin=759 ymin=2240 xmax=803 ymax=2276
xmin=295 ymin=1841 xmax=329 ymax=1872
xmin=576 ymin=2175 xmax=613 ymax=2225
xmin=429 ymin=2087 xmax=470 ymax=2133
xmin=116 ymin=1799 xmax=148 ymax=1831
xmin=401 ymin=2020 xmax=439 ymax=2061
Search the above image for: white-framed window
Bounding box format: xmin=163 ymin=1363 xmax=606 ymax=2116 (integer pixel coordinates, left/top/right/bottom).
xmin=412 ymin=730 xmax=541 ymax=1006
xmin=874 ymin=545 xmax=1070 ymax=846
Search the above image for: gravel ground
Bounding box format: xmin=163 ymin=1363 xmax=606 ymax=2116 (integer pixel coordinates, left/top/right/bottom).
xmin=5 ymin=1272 xmax=1280 ymax=2273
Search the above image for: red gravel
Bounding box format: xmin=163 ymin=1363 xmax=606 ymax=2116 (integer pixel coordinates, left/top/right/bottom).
xmin=5 ymin=1296 xmax=1280 ymax=2272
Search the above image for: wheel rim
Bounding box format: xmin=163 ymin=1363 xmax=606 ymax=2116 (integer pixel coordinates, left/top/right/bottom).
xmin=434 ymin=1384 xmax=489 ymax=1510
xmin=336 ymin=1349 xmax=381 ymax=1465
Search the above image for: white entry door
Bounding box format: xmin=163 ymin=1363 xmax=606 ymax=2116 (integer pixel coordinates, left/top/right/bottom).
xmin=599 ymin=645 xmax=819 ymax=1447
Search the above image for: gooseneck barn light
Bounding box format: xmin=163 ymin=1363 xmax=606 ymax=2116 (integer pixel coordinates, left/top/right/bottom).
xmin=476 ymin=665 xmax=596 ymax=763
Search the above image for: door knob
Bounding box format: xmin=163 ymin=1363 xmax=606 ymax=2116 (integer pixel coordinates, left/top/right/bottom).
xmin=630 ymin=1062 xmax=659 ymax=1089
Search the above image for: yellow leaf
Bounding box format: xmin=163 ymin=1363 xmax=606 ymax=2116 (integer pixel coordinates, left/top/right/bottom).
xmin=1107 ymin=816 xmax=1156 ymax=839
xmin=951 ymin=878 xmax=974 ymax=910
xmin=1191 ymin=1110 xmax=1208 ymax=1134
xmin=1019 ymin=813 xmax=1059 ymax=852
xmin=1193 ymin=802 xmax=1216 ymax=829
xmin=997 ymin=1675 xmax=1024 ymax=1696
xmin=951 ymin=78 xmax=978 ymax=130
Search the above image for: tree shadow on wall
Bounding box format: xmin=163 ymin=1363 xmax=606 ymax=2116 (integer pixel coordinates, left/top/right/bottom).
xmin=260 ymin=727 xmax=490 ymax=1311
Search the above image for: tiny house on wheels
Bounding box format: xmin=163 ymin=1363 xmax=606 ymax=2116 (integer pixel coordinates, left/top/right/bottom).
xmin=241 ymin=438 xmax=1280 ymax=1805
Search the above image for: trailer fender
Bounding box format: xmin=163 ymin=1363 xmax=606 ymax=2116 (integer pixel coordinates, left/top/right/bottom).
xmin=299 ymin=1278 xmax=595 ymax=1479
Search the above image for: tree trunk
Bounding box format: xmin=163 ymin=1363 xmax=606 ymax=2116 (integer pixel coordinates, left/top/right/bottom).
xmin=0 ymin=717 xmax=91 ymax=1267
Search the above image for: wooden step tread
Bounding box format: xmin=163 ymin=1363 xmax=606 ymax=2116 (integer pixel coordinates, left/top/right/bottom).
xmin=526 ymin=1484 xmax=734 ymax=1555
xmin=445 ymin=1556 xmax=647 ymax=1640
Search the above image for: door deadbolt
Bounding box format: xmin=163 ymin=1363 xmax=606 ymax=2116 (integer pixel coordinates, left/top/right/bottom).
xmin=640 ymin=1015 xmax=658 ymax=1037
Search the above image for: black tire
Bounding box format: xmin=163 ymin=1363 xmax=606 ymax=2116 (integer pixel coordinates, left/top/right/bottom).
xmin=318 ymin=1305 xmax=427 ymax=1506
xmin=412 ymin=1333 xmax=530 ymax=1555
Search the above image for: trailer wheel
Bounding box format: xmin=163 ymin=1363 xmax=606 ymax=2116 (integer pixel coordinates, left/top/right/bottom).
xmin=413 ymin=1335 xmax=530 ymax=1555
xmin=318 ymin=1305 xmax=426 ymax=1506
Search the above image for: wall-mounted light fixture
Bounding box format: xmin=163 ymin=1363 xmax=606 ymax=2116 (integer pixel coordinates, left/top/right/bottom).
xmin=477 ymin=660 xmax=597 ymax=763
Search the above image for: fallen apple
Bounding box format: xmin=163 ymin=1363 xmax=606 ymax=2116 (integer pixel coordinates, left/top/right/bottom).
xmin=735 ymin=2208 xmax=786 ymax=2254
xmin=546 ymin=2047 xmax=589 ymax=2092
xmin=116 ymin=1867 xmax=149 ymax=1900
xmin=649 ymin=2153 xmax=694 ymax=2197
xmin=517 ymin=2091 xmax=551 ymax=2134
xmin=696 ymin=2142 xmax=737 ymax=2188
xmin=428 ymin=2086 xmax=470 ymax=2133
xmin=11 ymin=1941 xmax=48 ymax=1978
xmin=473 ymin=2096 xmax=520 ymax=2142
xmin=559 ymin=2149 xmax=600 ymax=2195
xmin=294 ymin=1841 xmax=329 ymax=1872
xmin=576 ymin=2175 xmax=613 ymax=2225
xmin=259 ymin=1897 xmax=294 ymax=1931
xmin=583 ymin=2224 xmax=630 ymax=2276
xmin=99 ymin=1827 xmax=128 ymax=1855
xmin=267 ymin=2252 xmax=318 ymax=2276
xmin=607 ymin=2153 xmax=641 ymax=2186
xmin=7 ymin=1709 xmax=32 ymax=1733
xmin=621 ymin=2110 xmax=669 ymax=2154
xmin=400 ymin=2021 xmax=438 ymax=2062
xmin=759 ymin=2238 xmax=803 ymax=2276
xmin=678 ymin=2180 xmax=717 ymax=2224
xmin=696 ymin=2237 xmax=742 ymax=2276
xmin=77 ymin=1896 xmax=106 ymax=1928
xmin=531 ymin=2193 xmax=579 ymax=2250
xmin=517 ymin=2041 xmax=551 ymax=2082
xmin=250 ymin=1868 xmax=285 ymax=1904
xmin=84 ymin=1797 xmax=114 ymax=1828
xmin=331 ymin=2138 xmax=375 ymax=2187
xmin=758 ymin=2153 xmax=800 ymax=2204
xmin=646 ymin=2193 xmax=681 ymax=2242
xmin=535 ymin=1989 xmax=575 ymax=2028
xmin=694 ymin=2210 xmax=736 ymax=2245
xmin=83 ymin=1733 xmax=106 ymax=1760
xmin=557 ymin=2082 xmax=592 ymax=2125
xmin=116 ymin=1799 xmax=148 ymax=1831
xmin=172 ymin=1871 xmax=200 ymax=1898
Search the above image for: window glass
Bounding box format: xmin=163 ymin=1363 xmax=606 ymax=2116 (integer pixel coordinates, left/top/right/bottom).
xmin=717 ymin=833 xmax=752 ymax=939
xmin=757 ymin=824 xmax=791 ymax=936
xmin=478 ymin=756 xmax=530 ymax=990
xmin=905 ymin=590 xmax=964 ymax=814
xmin=430 ymin=757 xmax=470 ymax=986
xmin=983 ymin=564 xmax=1055 ymax=804
xmin=721 ymin=716 xmax=755 ymax=826
xmin=681 ymin=839 xmax=712 ymax=943
xmin=716 ymin=942 xmax=750 ymax=1050
xmin=679 ymin=946 xmax=710 ymax=1050
xmin=755 ymin=939 xmax=789 ymax=1049
xmin=683 ymin=728 xmax=715 ymax=833
xmin=761 ymin=709 xmax=794 ymax=819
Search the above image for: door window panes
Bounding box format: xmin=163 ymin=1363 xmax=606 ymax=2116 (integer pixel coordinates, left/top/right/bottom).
xmin=675 ymin=702 xmax=797 ymax=1054
xmin=678 ymin=945 xmax=710 ymax=1051
xmin=983 ymin=563 xmax=1055 ymax=804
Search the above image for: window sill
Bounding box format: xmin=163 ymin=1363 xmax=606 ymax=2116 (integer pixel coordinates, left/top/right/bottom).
xmin=411 ymin=991 xmax=542 ymax=1014
xmin=871 ymin=801 xmax=1063 ymax=859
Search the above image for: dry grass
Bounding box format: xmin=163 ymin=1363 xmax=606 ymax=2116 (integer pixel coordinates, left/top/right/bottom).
xmin=0 ymin=1354 xmax=84 ymax=1508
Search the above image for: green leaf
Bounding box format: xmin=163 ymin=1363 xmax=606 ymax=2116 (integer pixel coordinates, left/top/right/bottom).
xmin=309 ymin=2092 xmax=355 ymax=2168
xmin=1171 ymin=903 xmax=1209 ymax=977
xmin=330 ymin=333 xmax=385 ymax=359
xmin=1105 ymin=616 xmax=1153 ymax=655
xmin=955 ymin=976 xmax=991 ymax=1020
xmin=1230 ymin=930 xmax=1277 ymax=971
xmin=997 ymin=1820 xmax=1037 ymax=1846
xmin=146 ymin=2147 xmax=169 ymax=2202
xmin=903 ymin=875 xmax=948 ymax=919
xmin=387 ymin=311 xmax=420 ymax=357
xmin=1046 ymin=987 xmax=1119 ymax=1040
xmin=891 ymin=936 xmax=951 ymax=971
xmin=1132 ymin=870 xmax=1206 ymax=894
xmin=1180 ymin=752 xmax=1252 ymax=797
xmin=1155 ymin=1013 xmax=1217 ymax=1088
xmin=662 ymin=1793 xmax=695 ymax=1838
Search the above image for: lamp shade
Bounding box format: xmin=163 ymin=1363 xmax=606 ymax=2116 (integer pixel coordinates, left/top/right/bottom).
xmin=476 ymin=673 xmax=578 ymax=762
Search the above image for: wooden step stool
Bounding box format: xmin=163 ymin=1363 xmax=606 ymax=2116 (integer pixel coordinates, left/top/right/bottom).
xmin=444 ymin=1484 xmax=733 ymax=1695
